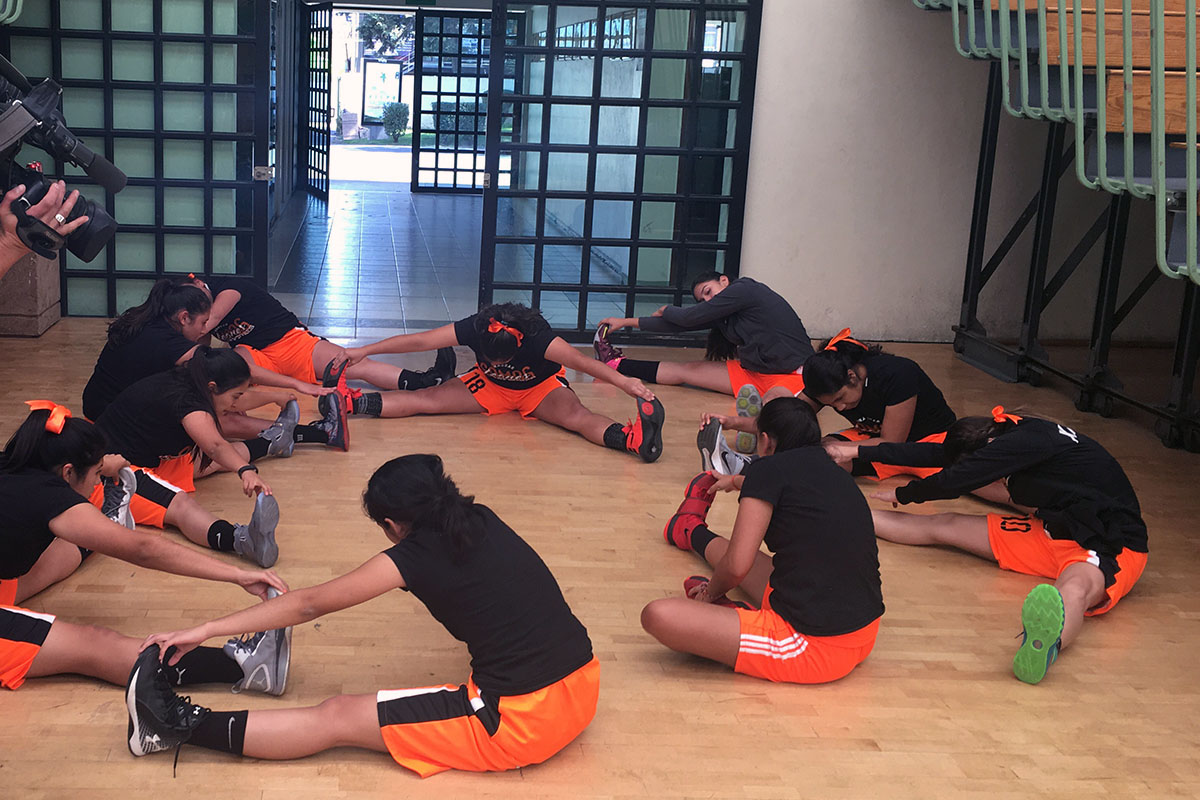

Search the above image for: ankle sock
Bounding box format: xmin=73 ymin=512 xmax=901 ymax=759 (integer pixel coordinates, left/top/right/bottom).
xmin=603 ymin=422 xmax=627 ymax=450
xmin=187 ymin=709 xmax=249 ymax=755
xmin=244 ymin=437 xmax=270 ymax=462
xmin=293 ymin=424 xmax=328 ymax=444
xmin=167 ymin=645 xmax=244 ymax=686
xmin=353 ymin=392 xmax=383 ymax=416
xmin=616 ymin=359 xmax=660 ymax=383
xmin=690 ymin=524 xmax=718 ymax=558
xmin=207 ymin=519 xmax=237 ymax=552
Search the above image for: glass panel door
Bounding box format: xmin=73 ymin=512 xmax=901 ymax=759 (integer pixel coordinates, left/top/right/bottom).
xmin=303 ymin=2 xmax=332 ymax=199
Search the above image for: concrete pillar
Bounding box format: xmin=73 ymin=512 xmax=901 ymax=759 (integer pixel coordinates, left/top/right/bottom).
xmin=0 ymin=252 xmax=62 ymax=336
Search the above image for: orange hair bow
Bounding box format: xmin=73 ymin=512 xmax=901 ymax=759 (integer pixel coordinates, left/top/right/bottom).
xmin=487 ymin=318 xmax=524 ymax=346
xmin=825 ymin=328 xmax=867 ymax=351
xmin=187 ymin=273 xmax=196 ymax=280
xmin=991 ymin=406 xmax=1022 ymax=425
xmin=25 ymin=400 xmax=72 ymax=434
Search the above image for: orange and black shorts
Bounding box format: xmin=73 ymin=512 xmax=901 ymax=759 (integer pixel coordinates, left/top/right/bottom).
xmin=986 ymin=514 xmax=1148 ymax=616
xmin=734 ymin=586 xmax=880 ymax=684
xmin=458 ymin=367 xmax=570 ymax=418
xmin=238 ymin=328 xmax=321 ymax=385
xmin=376 ymin=657 xmax=599 ymax=778
xmin=726 ymin=360 xmax=806 ymax=398
xmin=87 ymin=453 xmax=196 ymax=529
xmin=827 ymin=430 xmax=947 ymax=480
xmin=1 ymin=578 xmax=55 ymax=691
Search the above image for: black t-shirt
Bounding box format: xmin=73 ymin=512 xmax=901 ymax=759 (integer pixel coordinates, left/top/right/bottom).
xmin=95 ymin=370 xmax=211 ymax=468
xmin=737 ymin=447 xmax=884 ymax=636
xmin=453 ymin=313 xmax=561 ymax=389
xmin=0 ymin=468 xmax=89 ymax=580
xmin=382 ymin=505 xmax=593 ymax=696
xmin=82 ymin=319 xmax=195 ymax=421
xmin=835 ymin=353 xmax=956 ymax=441
xmin=206 ymin=276 xmax=302 ymax=351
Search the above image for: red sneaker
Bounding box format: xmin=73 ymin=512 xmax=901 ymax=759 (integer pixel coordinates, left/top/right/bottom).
xmin=623 ymin=397 xmax=665 ymax=463
xmin=682 ymin=576 xmax=751 ymax=609
xmin=663 ymin=513 xmax=705 ymax=551
xmin=319 ymin=361 xmax=362 ymax=417
xmin=682 ymin=472 xmax=718 ymax=520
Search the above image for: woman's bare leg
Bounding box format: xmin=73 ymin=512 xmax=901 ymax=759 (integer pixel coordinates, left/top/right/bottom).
xmin=871 ymin=509 xmax=996 ymax=561
xmin=1054 ymin=561 xmax=1107 ymax=649
xmin=530 ymin=386 xmax=617 ymax=446
xmin=26 ymin=620 xmax=143 ymax=685
xmin=640 ymin=599 xmax=742 ymax=666
xmin=697 ymin=535 xmax=774 ymax=606
xmin=161 ymin=491 xmax=220 ymax=547
xmin=240 ymin=694 xmax=389 ymax=759
xmin=14 ymin=538 xmax=85 ymax=603
xmin=376 ymin=378 xmax=485 ymax=417
xmin=652 ymin=360 xmax=734 ymax=393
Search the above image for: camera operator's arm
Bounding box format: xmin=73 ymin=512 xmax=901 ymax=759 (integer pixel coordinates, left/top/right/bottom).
xmin=0 ymin=181 xmax=89 ymax=280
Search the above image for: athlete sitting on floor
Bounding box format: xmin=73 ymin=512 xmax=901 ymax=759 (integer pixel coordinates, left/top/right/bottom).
xmin=125 ymin=453 xmax=599 ymax=778
xmin=864 ymin=407 xmax=1149 ymax=685
xmin=642 ymin=397 xmax=884 ymax=685
xmin=0 ymin=402 xmax=289 ymax=695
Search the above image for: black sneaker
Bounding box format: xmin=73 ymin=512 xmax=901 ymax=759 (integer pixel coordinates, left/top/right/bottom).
xmin=101 ymin=467 xmax=138 ymax=530
xmin=126 ymin=645 xmax=210 ymax=757
xmin=429 ymin=346 xmax=457 ymax=384
xmin=316 ymin=391 xmax=350 ymax=451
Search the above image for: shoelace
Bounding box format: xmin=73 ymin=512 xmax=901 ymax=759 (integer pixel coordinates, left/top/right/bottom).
xmin=227 ymin=632 xmax=260 ymax=655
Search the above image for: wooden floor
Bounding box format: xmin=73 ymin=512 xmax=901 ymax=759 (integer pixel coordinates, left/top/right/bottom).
xmin=3 ymin=319 xmax=1199 ymax=799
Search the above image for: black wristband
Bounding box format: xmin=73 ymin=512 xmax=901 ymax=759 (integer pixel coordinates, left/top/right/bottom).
xmin=237 ymin=464 xmax=258 ymax=477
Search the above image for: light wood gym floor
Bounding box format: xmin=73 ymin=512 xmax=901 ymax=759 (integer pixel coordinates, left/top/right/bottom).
xmin=2 ymin=319 xmax=1198 ymax=799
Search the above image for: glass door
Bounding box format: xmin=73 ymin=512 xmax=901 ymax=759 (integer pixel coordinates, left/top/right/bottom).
xmin=303 ymin=1 xmax=332 ymax=199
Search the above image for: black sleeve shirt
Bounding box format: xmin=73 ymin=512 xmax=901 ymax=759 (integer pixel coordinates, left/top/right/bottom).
xmin=81 ymin=319 xmax=196 ymax=420
xmin=0 ymin=469 xmax=88 ymax=579
xmin=95 ymin=370 xmax=212 ymax=467
xmin=837 ymin=354 xmax=957 ymax=440
xmin=453 ymin=313 xmax=562 ymax=388
xmin=206 ymin=276 xmax=302 ymax=350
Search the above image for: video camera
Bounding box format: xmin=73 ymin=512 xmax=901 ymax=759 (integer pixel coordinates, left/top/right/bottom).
xmin=0 ymin=54 xmax=125 ymax=262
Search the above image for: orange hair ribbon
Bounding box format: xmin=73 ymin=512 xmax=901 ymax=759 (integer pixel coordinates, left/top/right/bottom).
xmin=487 ymin=318 xmax=524 ymax=346
xmin=25 ymin=400 xmax=72 ymax=434
xmin=187 ymin=273 xmax=196 ymax=279
xmin=991 ymin=406 xmax=1022 ymax=425
xmin=825 ymin=328 xmax=867 ymax=351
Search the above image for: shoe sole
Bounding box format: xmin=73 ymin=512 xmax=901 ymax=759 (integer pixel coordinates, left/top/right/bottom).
xmin=1013 ymin=584 xmax=1065 ymax=685
xmin=637 ymin=399 xmax=665 ymax=463
xmin=734 ymin=385 xmax=761 ymax=454
xmin=248 ymin=493 xmax=280 ymax=568
xmin=276 ymin=624 xmax=292 ymax=695
xmin=125 ymin=661 xmax=147 ymax=756
xmin=697 ymin=419 xmax=722 ymax=474
xmin=334 ymin=394 xmax=350 ymax=451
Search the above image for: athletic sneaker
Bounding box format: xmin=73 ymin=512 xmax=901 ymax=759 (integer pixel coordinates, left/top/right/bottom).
xmin=316 ymin=390 xmax=350 ymax=451
xmin=224 ymin=617 xmax=291 ymax=696
xmin=430 ymin=346 xmax=458 ymax=384
xmin=1013 ymin=583 xmax=1065 ymax=685
xmin=663 ymin=512 xmax=706 ymax=551
xmin=623 ymin=397 xmax=665 ymax=463
xmin=593 ymin=323 xmax=624 ymax=367
xmin=734 ymin=384 xmax=762 ymax=454
xmin=697 ymin=419 xmax=752 ymax=476
xmin=101 ymin=466 xmax=138 ymax=530
xmin=683 ymin=576 xmax=751 ymax=610
xmin=663 ymin=473 xmax=717 ymax=550
xmin=319 ymin=357 xmax=361 ymax=417
xmin=258 ymin=399 xmax=299 ymax=459
xmin=233 ymin=492 xmax=280 ymax=568
xmin=126 ymin=645 xmax=210 ymax=757
xmin=321 ymin=356 xmax=348 ymax=389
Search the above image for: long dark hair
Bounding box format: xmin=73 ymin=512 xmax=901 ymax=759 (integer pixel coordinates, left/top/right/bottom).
xmin=757 ymin=397 xmax=820 ymax=453
xmin=473 ymin=303 xmax=544 ymax=364
xmin=802 ymin=331 xmax=884 ymax=400
xmin=944 ymin=414 xmax=1020 ymax=462
xmin=690 ymin=270 xmax=725 ymax=295
xmin=0 ymin=408 xmax=107 ymax=478
xmin=704 ymin=328 xmax=738 ymax=362
xmin=107 ymin=277 xmax=211 ymax=346
xmin=363 ymin=454 xmax=487 ymax=562
xmin=181 ymin=346 xmax=251 ymax=433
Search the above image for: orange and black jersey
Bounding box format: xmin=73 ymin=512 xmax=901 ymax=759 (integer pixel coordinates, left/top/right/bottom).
xmin=453 ymin=313 xmax=560 ymax=390
xmin=862 ymin=418 xmax=1148 ymax=557
xmin=0 ymin=469 xmax=88 ymax=580
xmin=95 ymin=369 xmax=212 ymax=468
xmin=206 ymin=276 xmax=302 ymax=351
xmin=82 ymin=318 xmax=195 ymax=421
xmin=831 ymin=353 xmax=956 ymax=440
xmin=381 ymin=505 xmax=593 ymax=697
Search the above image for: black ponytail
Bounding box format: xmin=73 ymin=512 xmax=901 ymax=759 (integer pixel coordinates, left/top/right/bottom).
xmin=756 ymin=397 xmax=820 ymax=453
xmin=802 ymin=333 xmax=884 ymax=400
xmin=474 ymin=302 xmax=544 ymax=364
xmin=363 ymin=454 xmax=487 ymax=562
xmin=181 ymin=346 xmax=251 ymax=433
xmin=0 ymin=409 xmax=107 ymax=478
xmin=107 ymin=277 xmax=211 ymax=346
xmin=944 ymin=415 xmax=1019 ymax=462
xmin=704 ymin=328 xmax=738 ymax=362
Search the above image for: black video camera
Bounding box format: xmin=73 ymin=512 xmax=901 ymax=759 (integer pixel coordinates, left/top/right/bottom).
xmin=0 ymin=54 xmax=125 ymax=262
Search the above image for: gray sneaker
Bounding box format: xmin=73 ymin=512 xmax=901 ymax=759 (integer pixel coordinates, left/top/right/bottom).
xmin=101 ymin=466 xmax=138 ymax=529
xmin=233 ymin=492 xmax=280 ymax=568
xmin=258 ymin=399 xmax=299 ymax=458
xmin=224 ymin=613 xmax=291 ymax=696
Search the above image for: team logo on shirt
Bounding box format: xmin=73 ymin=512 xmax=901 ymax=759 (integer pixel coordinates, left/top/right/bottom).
xmin=212 ymin=317 xmax=255 ymax=343
xmin=852 ymin=416 xmax=882 ymax=435
xmin=479 ymin=362 xmax=540 ymax=384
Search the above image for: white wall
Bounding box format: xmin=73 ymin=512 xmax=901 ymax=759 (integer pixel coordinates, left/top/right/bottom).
xmin=741 ymin=0 xmax=1183 ymax=344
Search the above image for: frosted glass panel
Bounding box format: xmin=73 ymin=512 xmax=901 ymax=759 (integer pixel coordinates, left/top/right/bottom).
xmin=112 ymin=41 xmax=154 ymax=82
xmin=639 ymin=201 xmax=677 ymax=240
xmin=653 ymin=9 xmax=692 ymax=51
xmin=163 ymin=92 xmax=204 ymax=131
xmin=594 ymin=154 xmax=635 ymax=193
xmin=10 ymin=37 xmax=51 ymax=79
xmin=644 ymin=156 xmax=680 ymax=194
xmin=164 ymin=188 xmax=205 ymax=226
xmin=61 ymin=39 xmax=104 ymax=80
xmin=113 ymin=139 xmax=155 ymax=178
xmin=112 ymin=0 xmax=154 ymax=32
xmin=163 ymin=140 xmax=205 ymax=179
xmin=645 ymin=107 xmax=683 ymax=147
xmin=13 ymin=1 xmax=49 ymax=27
xmin=67 ymin=247 xmax=106 ymax=272
xmin=213 ymin=94 xmax=238 ymax=132
xmin=636 ymin=248 xmax=672 ymax=285
xmin=113 ymin=90 xmax=155 ymax=130
xmin=115 ymin=233 xmax=156 ymax=271
xmin=163 ymin=0 xmax=205 ymax=33
xmin=165 ymin=236 xmax=205 ymax=272
xmin=115 ymin=186 xmax=156 ymax=226
xmin=213 ymin=45 xmax=238 ymax=84
xmin=213 ymin=189 xmax=236 ymax=228
xmin=117 ymin=280 xmax=157 ymax=313
xmin=163 ymin=43 xmax=205 ymax=83
xmin=60 ymin=0 xmax=103 ymax=29
xmin=549 ymin=105 xmax=589 ymax=145
xmin=212 ymin=236 xmax=238 ymax=274
xmin=649 ymin=59 xmax=688 ymax=100
xmin=63 ymin=87 xmax=106 ymax=129
xmin=67 ymin=278 xmax=107 ymax=316
xmin=212 ymin=141 xmax=236 ymax=180
xmin=213 ymin=0 xmax=239 ymax=35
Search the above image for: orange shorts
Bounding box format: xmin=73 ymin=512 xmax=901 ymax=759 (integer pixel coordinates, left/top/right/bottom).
xmin=1 ymin=579 xmax=55 ymax=691
xmin=459 ymin=367 xmax=570 ymax=418
xmin=88 ymin=453 xmax=196 ymax=529
xmin=830 ymin=430 xmax=947 ymax=480
xmin=239 ymin=328 xmax=321 ymax=385
xmin=986 ymin=514 xmax=1148 ymax=616
xmin=377 ymin=657 xmax=599 ymax=778
xmin=734 ymin=586 xmax=880 ymax=684
xmin=726 ymin=360 xmax=806 ymax=397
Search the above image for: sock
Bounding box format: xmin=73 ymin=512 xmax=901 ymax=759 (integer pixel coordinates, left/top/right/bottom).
xmin=167 ymin=645 xmax=244 ymax=686
xmin=293 ymin=424 xmax=328 ymax=444
xmin=207 ymin=519 xmax=237 ymax=552
xmin=78 ymin=546 xmax=93 ymax=561
xmin=244 ymin=436 xmax=270 ymax=462
xmin=691 ymin=524 xmax=718 ymax=558
xmin=850 ymin=458 xmax=877 ymax=478
xmin=353 ymin=392 xmax=383 ymax=416
xmin=187 ymin=710 xmax=249 ymax=755
xmin=616 ymin=359 xmax=660 ymax=383
xmin=603 ymin=422 xmax=627 ymax=450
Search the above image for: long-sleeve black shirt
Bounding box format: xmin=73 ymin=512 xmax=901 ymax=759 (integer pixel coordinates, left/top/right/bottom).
xmin=636 ymin=277 xmax=813 ymax=373
xmin=859 ymin=418 xmax=1148 ymax=558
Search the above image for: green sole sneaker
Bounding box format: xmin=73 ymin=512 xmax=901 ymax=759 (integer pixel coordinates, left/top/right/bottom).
xmin=734 ymin=384 xmax=762 ymax=454
xmin=1013 ymin=584 xmax=1065 ymax=685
